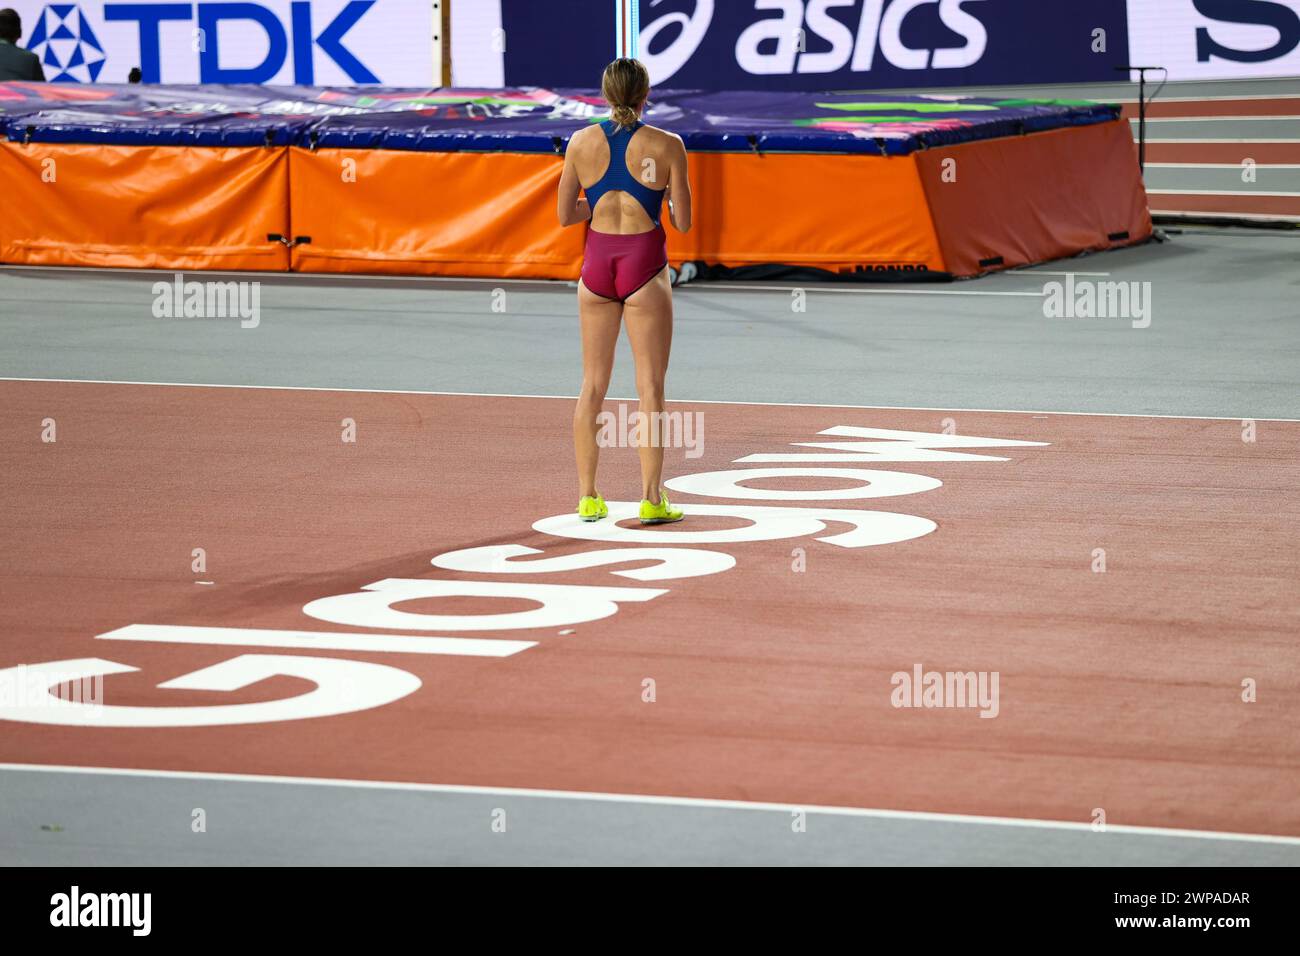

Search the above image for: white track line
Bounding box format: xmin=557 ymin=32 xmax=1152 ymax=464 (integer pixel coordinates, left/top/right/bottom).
xmin=0 ymin=264 xmax=569 ymax=286
xmin=2 ymin=762 xmax=1297 ymax=847
xmin=1146 ymin=188 xmax=1300 ymax=197
xmin=679 ymin=285 xmax=1044 ymax=297
xmin=1004 ymin=269 xmax=1110 ymax=276
xmin=1152 ymin=209 xmax=1300 ymax=222
xmin=1144 ymin=162 xmax=1300 ymax=169
xmin=1132 ymin=115 xmax=1300 ymax=122
xmin=0 ymin=265 xmax=1041 ymax=296
xmin=2 ymin=267 xmax=1045 ymax=297
xmin=1111 ymin=93 xmax=1300 ymax=103
xmin=1 ymin=377 xmax=1296 ymax=422
xmin=1145 ymin=138 xmax=1300 ymax=143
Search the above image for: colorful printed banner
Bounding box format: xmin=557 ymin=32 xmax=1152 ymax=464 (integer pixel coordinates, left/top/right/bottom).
xmin=0 ymin=82 xmax=1119 ymax=154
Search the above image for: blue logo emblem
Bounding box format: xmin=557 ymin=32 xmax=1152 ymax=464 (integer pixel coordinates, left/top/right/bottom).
xmin=27 ymin=4 xmax=107 ymax=82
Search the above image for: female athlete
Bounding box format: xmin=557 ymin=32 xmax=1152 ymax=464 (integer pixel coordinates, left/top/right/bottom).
xmin=556 ymin=57 xmax=692 ymax=524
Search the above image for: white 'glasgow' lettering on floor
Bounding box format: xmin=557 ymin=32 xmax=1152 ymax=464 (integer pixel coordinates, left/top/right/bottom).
xmin=0 ymin=426 xmax=1048 ymax=727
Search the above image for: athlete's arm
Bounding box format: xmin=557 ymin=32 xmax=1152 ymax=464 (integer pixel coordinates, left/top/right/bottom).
xmin=557 ymin=132 xmax=591 ymax=227
xmin=666 ymin=134 xmax=692 ymax=233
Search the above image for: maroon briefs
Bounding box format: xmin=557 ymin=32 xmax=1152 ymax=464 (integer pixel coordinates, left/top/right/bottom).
xmin=580 ymin=224 xmax=668 ymax=302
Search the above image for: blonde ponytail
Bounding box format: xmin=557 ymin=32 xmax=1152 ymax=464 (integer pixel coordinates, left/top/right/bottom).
xmin=610 ymin=103 xmax=639 ymax=128
xmin=602 ymin=58 xmax=650 ymax=129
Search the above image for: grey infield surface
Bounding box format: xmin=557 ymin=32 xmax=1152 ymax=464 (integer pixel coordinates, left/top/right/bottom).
xmin=1 ymin=228 xmax=1298 ymax=420
xmin=3 ymin=767 xmax=1298 ymax=866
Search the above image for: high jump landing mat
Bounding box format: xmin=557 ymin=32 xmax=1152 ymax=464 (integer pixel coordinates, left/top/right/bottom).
xmin=0 ymin=84 xmax=1150 ymax=279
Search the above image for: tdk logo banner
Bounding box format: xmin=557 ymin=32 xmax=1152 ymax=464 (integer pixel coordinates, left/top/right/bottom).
xmin=9 ymin=0 xmax=433 ymax=83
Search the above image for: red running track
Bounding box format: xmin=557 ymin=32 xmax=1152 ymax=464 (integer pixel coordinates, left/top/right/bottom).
xmin=1122 ymin=94 xmax=1300 ymax=222
xmin=2 ymin=381 xmax=1298 ymax=836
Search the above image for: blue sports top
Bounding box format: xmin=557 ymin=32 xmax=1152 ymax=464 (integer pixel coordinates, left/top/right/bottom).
xmin=582 ymin=120 xmax=666 ymax=227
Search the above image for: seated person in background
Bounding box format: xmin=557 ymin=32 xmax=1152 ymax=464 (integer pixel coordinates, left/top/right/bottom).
xmin=0 ymin=9 xmax=45 ymax=81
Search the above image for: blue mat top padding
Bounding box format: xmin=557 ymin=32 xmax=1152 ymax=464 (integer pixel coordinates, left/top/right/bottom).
xmin=0 ymin=83 xmax=1120 ymax=154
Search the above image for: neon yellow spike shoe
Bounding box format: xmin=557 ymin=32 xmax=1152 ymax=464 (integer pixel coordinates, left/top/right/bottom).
xmin=577 ymin=493 xmax=608 ymax=522
xmin=639 ymin=490 xmax=684 ymax=525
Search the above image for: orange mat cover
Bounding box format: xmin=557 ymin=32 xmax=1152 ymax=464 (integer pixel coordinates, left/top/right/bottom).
xmin=0 ymin=120 xmax=1149 ymax=278
xmin=0 ymin=143 xmax=289 ymax=271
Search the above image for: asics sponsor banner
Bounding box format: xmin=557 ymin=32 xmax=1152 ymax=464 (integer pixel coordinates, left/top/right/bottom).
xmin=6 ymin=0 xmax=433 ymax=84
xmin=1128 ymin=0 xmax=1300 ymax=80
xmin=456 ymin=0 xmax=1131 ymax=90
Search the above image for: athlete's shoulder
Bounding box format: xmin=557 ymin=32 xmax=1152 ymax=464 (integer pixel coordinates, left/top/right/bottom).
xmin=641 ymin=124 xmax=684 ymax=149
xmin=566 ymin=123 xmax=602 ymax=155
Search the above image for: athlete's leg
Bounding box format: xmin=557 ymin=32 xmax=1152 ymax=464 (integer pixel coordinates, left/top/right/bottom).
xmin=575 ymin=280 xmax=623 ymax=498
xmin=622 ymin=265 xmax=673 ymax=502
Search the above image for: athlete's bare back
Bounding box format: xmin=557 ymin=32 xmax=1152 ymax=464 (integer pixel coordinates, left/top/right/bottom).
xmin=567 ymin=122 xmax=689 ymax=235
